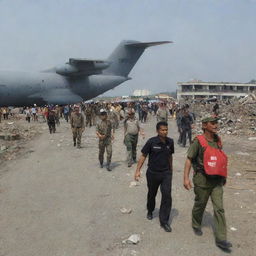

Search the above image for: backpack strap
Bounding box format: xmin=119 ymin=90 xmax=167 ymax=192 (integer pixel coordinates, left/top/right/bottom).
xmin=216 ymin=135 xmax=223 ymax=149
xmin=196 ymin=135 xmax=209 ymax=148
xmin=197 ymin=134 xmax=223 ymax=149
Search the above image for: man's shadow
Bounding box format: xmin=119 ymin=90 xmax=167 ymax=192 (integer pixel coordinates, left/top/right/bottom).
xmin=202 ymin=211 xmax=232 ymax=254
xmin=202 ymin=211 xmax=214 ymax=229
xmin=153 ymin=208 xmax=179 ymax=224
xmin=111 ymin=161 xmax=124 ymax=169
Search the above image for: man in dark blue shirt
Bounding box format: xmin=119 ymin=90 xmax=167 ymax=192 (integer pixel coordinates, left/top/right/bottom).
xmin=134 ymin=121 xmax=174 ymax=232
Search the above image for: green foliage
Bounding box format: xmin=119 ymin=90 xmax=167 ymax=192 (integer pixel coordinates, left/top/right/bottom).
xmin=249 ymin=79 xmax=256 ymax=84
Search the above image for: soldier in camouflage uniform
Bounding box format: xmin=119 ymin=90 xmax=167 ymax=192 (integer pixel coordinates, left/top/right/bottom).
xmin=109 ymin=108 xmax=119 ymax=130
xmin=96 ymin=109 xmax=114 ymax=171
xmin=124 ymin=109 xmax=144 ymax=167
xmin=91 ymin=104 xmax=97 ymax=126
xmin=85 ymin=105 xmax=92 ymax=127
xmin=70 ymin=106 xmax=85 ymax=148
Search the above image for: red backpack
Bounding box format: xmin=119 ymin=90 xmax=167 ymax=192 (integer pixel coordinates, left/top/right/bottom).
xmin=197 ymin=135 xmax=228 ymax=177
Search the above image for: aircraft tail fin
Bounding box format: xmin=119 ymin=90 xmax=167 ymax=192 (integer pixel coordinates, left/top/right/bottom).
xmin=104 ymin=40 xmax=172 ymax=77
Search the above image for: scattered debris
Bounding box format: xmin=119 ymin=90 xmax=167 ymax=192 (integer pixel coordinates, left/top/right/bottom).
xmin=0 ymin=120 xmax=43 ymax=163
xmin=0 ymin=146 xmax=7 ymax=151
xmin=190 ymin=94 xmax=256 ymax=136
xmin=226 ymin=186 xmax=247 ymax=190
xmin=236 ymin=152 xmax=250 ymax=156
xmin=120 ymin=207 xmax=132 ymax=214
xmin=129 ymin=181 xmax=139 ymax=188
xmin=130 ymin=250 xmax=137 ymax=256
xmin=245 ymin=169 xmax=256 ymax=173
xmin=0 ymin=133 xmax=20 ymax=141
xmin=230 ymin=227 xmax=237 ymax=231
xmin=122 ymin=234 xmax=141 ymax=244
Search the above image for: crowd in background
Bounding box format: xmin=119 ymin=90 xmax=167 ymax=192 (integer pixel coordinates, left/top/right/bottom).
xmin=0 ymin=100 xmax=221 ymax=149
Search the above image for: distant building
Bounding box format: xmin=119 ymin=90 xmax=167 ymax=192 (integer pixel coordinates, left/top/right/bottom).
xmin=155 ymin=94 xmax=174 ymax=100
xmin=177 ymin=80 xmax=256 ymax=101
xmin=133 ymin=89 xmax=151 ymax=97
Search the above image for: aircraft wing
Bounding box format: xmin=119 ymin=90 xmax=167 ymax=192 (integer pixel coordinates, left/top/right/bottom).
xmin=53 ymin=58 xmax=111 ymax=76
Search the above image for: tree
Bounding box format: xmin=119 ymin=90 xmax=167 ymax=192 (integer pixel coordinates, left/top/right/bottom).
xmin=248 ymin=79 xmax=256 ymax=84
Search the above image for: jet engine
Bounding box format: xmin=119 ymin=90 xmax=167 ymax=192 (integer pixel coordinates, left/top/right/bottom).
xmin=56 ymin=64 xmax=79 ymax=75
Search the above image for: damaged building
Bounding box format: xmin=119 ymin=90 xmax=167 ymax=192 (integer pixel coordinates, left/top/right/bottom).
xmin=177 ymin=80 xmax=256 ymax=101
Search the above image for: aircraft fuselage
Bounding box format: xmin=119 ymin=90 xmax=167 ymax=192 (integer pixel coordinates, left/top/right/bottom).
xmin=0 ymin=40 xmax=171 ymax=107
xmin=0 ymin=71 xmax=128 ymax=107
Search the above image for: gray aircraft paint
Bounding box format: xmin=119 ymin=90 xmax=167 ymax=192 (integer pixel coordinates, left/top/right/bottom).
xmin=0 ymin=40 xmax=171 ymax=107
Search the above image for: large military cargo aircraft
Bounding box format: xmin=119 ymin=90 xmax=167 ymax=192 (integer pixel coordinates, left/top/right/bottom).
xmin=0 ymin=40 xmax=171 ymax=107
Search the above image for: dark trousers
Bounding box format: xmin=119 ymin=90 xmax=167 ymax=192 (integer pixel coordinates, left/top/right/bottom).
xmin=48 ymin=122 xmax=56 ymax=133
xmin=181 ymin=128 xmax=192 ymax=147
xmin=141 ymin=111 xmax=147 ymax=122
xmin=64 ymin=113 xmax=69 ymax=122
xmin=86 ymin=116 xmax=92 ymax=127
xmin=177 ymin=127 xmax=182 ymax=144
xmin=146 ymin=171 xmax=172 ymax=225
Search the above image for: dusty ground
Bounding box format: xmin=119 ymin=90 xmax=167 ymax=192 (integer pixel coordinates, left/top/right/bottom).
xmin=0 ymin=116 xmax=255 ymax=256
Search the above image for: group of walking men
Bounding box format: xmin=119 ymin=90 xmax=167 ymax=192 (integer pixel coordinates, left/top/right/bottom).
xmin=134 ymin=116 xmax=232 ymax=252
xmin=70 ymin=102 xmax=232 ymax=252
xmin=1 ymin=100 xmax=232 ymax=252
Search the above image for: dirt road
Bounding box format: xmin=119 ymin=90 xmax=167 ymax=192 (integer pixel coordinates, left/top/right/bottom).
xmin=0 ymin=117 xmax=255 ymax=256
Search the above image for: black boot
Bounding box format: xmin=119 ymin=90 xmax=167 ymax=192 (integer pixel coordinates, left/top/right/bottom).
xmin=193 ymin=227 xmax=203 ymax=236
xmin=147 ymin=211 xmax=153 ymax=220
xmin=160 ymin=223 xmax=172 ymax=232
xmin=106 ymin=163 xmax=112 ymax=171
xmin=216 ymin=240 xmax=233 ymax=250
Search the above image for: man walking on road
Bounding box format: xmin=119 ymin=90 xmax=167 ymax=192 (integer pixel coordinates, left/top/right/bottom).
xmin=183 ymin=116 xmax=232 ymax=252
xmin=156 ymin=102 xmax=169 ymax=122
xmin=70 ymin=105 xmax=85 ymax=148
xmin=180 ymin=109 xmax=193 ymax=147
xmin=47 ymin=109 xmax=56 ymax=134
xmin=96 ymin=109 xmax=114 ymax=171
xmin=134 ymin=121 xmax=174 ymax=232
xmin=124 ymin=109 xmax=144 ymax=167
xmin=85 ymin=105 xmax=93 ymax=127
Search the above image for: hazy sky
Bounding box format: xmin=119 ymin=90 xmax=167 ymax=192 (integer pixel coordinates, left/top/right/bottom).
xmin=0 ymin=0 xmax=255 ymax=96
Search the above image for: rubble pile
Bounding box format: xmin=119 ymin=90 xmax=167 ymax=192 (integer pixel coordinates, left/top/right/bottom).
xmin=191 ymin=92 xmax=256 ymax=136
xmin=0 ymin=121 xmax=42 ymax=163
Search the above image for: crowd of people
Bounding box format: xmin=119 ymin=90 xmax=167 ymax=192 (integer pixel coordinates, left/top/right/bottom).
xmin=0 ymin=99 xmax=232 ymax=252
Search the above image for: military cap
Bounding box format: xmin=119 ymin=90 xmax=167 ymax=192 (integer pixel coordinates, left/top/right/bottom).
xmin=99 ymin=108 xmax=107 ymax=114
xmin=201 ymin=116 xmax=219 ymax=123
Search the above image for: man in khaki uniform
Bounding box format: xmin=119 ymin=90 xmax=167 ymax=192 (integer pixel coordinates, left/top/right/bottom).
xmin=91 ymin=104 xmax=97 ymax=126
xmin=183 ymin=116 xmax=232 ymax=252
xmin=156 ymin=102 xmax=169 ymax=122
xmin=96 ymin=109 xmax=114 ymax=171
xmin=70 ymin=105 xmax=85 ymax=148
xmin=85 ymin=105 xmax=92 ymax=127
xmin=124 ymin=109 xmax=144 ymax=167
xmin=109 ymin=108 xmax=119 ymax=129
